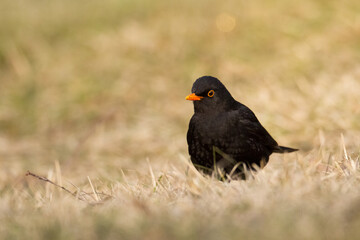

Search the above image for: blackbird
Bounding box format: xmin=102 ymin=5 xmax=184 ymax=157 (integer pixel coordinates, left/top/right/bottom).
xmin=186 ymin=76 xmax=298 ymax=179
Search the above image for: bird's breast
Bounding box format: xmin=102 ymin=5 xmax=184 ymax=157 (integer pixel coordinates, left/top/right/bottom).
xmin=193 ymin=113 xmax=238 ymax=145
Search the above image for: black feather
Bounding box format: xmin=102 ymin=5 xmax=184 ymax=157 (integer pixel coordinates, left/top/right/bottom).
xmin=273 ymin=146 xmax=298 ymax=153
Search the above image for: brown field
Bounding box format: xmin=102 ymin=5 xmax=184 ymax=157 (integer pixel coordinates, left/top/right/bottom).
xmin=1 ymin=0 xmax=360 ymax=239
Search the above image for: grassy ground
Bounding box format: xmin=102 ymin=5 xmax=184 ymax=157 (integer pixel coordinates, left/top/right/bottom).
xmin=1 ymin=0 xmax=360 ymax=239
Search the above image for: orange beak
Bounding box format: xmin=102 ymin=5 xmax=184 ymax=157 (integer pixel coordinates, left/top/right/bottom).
xmin=185 ymin=93 xmax=203 ymax=101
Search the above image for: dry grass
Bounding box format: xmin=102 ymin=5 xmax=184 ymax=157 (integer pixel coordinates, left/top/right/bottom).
xmin=1 ymin=0 xmax=360 ymax=239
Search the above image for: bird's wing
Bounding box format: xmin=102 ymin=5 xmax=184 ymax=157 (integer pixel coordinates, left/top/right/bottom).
xmin=234 ymin=104 xmax=279 ymax=151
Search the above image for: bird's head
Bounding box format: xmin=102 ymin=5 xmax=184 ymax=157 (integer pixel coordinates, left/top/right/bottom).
xmin=186 ymin=76 xmax=236 ymax=113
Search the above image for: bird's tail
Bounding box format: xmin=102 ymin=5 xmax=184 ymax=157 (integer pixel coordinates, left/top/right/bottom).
xmin=273 ymin=146 xmax=298 ymax=153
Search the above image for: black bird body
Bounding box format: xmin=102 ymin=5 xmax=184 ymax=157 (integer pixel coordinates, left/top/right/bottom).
xmin=186 ymin=76 xmax=297 ymax=178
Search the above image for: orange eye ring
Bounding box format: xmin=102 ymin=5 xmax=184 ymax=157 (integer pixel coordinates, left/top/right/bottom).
xmin=208 ymin=90 xmax=215 ymax=97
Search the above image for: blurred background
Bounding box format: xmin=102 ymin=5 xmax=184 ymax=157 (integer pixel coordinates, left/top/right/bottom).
xmin=1 ymin=0 xmax=360 ymax=180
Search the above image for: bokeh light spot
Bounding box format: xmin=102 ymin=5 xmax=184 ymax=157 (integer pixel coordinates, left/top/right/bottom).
xmin=215 ymin=13 xmax=236 ymax=33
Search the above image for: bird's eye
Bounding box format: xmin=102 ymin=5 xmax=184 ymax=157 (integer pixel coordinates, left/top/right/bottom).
xmin=207 ymin=90 xmax=215 ymax=97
